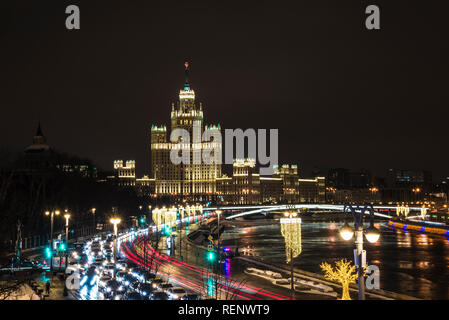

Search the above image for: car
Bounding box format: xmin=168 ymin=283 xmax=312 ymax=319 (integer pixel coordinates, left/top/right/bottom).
xmin=121 ymin=273 xmax=134 ymax=286
xmin=150 ymin=278 xmax=164 ymax=289
xmin=74 ymin=242 xmax=84 ymax=249
xmin=98 ymin=274 xmax=112 ymax=289
xmin=166 ymin=287 xmax=187 ymax=300
xmin=150 ymin=291 xmax=169 ymax=300
xmin=92 ymin=261 xmax=104 ymax=270
xmin=138 ymin=283 xmax=155 ymax=297
xmin=116 ymin=270 xmax=128 ymax=282
xmin=129 ymin=280 xmax=141 ymax=292
xmin=142 ymin=271 xmax=156 ymax=282
xmin=159 ymin=282 xmax=173 ymax=292
xmin=126 ymin=292 xmax=142 ymax=300
xmin=181 ymin=294 xmax=200 ymax=300
xmin=91 ymin=250 xmax=102 ymax=258
xmin=104 ymin=279 xmax=126 ymax=299
xmin=104 ymin=262 xmax=115 ymax=272
xmin=116 ymin=260 xmax=128 ymax=270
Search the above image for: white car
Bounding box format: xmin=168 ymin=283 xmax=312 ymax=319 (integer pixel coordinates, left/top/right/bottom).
xmin=166 ymin=287 xmax=187 ymax=300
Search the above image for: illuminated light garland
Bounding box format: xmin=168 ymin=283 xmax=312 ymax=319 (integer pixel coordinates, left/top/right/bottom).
xmin=396 ymin=205 xmax=410 ymax=217
xmin=280 ymin=218 xmax=302 ymax=263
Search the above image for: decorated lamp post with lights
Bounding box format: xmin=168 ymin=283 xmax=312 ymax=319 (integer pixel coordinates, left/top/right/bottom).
xmin=280 ymin=210 xmax=302 ymax=300
xmin=110 ymin=218 xmax=121 ymax=266
xmin=339 ymin=204 xmax=380 ymax=300
xmin=45 ymin=209 xmax=61 ymax=272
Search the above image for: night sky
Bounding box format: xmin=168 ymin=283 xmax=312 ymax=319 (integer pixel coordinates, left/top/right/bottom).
xmin=1 ymin=0 xmax=448 ymax=179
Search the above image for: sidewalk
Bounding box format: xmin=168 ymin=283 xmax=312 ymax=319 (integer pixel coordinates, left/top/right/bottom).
xmin=32 ymin=271 xmax=74 ymax=300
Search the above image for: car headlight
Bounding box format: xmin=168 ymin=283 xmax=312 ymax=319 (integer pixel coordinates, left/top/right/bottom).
xmin=106 ymin=287 xmax=111 ymax=292
xmin=172 ymin=294 xmax=178 ymax=299
xmin=152 ymin=284 xmax=156 ymax=288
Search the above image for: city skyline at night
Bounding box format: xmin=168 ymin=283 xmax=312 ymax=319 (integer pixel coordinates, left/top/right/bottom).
xmin=2 ymin=0 xmax=449 ymax=306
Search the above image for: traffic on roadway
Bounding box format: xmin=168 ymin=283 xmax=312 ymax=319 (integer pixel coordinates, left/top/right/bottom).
xmin=61 ymin=211 xmax=292 ymax=300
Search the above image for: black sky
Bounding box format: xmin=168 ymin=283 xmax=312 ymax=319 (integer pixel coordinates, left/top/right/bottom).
xmin=1 ymin=0 xmax=449 ymax=179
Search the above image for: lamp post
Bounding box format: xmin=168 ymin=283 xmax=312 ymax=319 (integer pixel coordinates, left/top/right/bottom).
xmin=110 ymin=218 xmax=121 ymax=266
xmin=339 ymin=204 xmax=380 ymax=300
xmin=91 ymin=208 xmax=96 ymax=235
xmin=64 ymin=211 xmax=70 ymax=268
xmin=281 ymin=210 xmax=301 ymax=300
xmin=63 ymin=211 xmax=71 ymax=296
xmin=216 ymin=209 xmax=223 ymax=262
xmin=45 ymin=209 xmax=61 ymax=272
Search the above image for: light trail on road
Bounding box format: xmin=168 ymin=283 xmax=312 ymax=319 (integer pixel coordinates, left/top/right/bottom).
xmin=120 ymin=233 xmax=292 ymax=300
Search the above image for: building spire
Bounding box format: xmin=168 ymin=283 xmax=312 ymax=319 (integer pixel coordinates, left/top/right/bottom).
xmin=36 ymin=121 xmax=44 ymax=137
xmin=184 ymin=60 xmax=190 ymax=90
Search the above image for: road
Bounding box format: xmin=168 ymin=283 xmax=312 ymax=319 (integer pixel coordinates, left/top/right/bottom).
xmin=120 ymin=232 xmax=292 ymax=300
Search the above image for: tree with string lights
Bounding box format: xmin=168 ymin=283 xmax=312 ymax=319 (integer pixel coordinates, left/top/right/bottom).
xmin=320 ymin=259 xmax=358 ymax=300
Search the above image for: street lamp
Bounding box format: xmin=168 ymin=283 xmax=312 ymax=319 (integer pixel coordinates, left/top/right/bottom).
xmin=216 ymin=209 xmax=223 ymax=261
xmin=281 ymin=210 xmax=301 ymax=300
xmin=339 ymin=204 xmax=380 ymax=300
xmin=110 ymin=218 xmax=121 ymax=265
xmin=91 ymin=208 xmax=96 ymax=235
xmin=63 ymin=211 xmax=70 ymax=295
xmin=339 ymin=221 xmax=354 ymax=241
xmin=64 ymin=211 xmax=70 ymax=253
xmin=45 ymin=209 xmax=61 ymax=272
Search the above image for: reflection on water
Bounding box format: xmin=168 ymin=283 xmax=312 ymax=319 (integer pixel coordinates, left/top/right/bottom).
xmin=223 ymin=221 xmax=449 ymax=299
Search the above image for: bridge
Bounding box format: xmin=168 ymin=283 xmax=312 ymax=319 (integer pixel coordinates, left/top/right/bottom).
xmin=204 ymin=204 xmax=434 ymax=222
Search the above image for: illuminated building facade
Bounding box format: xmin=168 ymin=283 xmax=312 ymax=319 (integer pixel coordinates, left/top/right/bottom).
xmin=216 ymin=159 xmax=261 ymax=205
xmin=151 ymin=62 xmax=222 ymax=202
xmin=113 ymin=160 xmax=136 ymax=187
xmin=114 ymin=64 xmax=325 ymax=205
xmin=298 ymin=177 xmax=326 ymax=203
xmin=274 ymin=164 xmax=299 ymax=203
xmin=216 ymin=159 xmax=325 ymax=205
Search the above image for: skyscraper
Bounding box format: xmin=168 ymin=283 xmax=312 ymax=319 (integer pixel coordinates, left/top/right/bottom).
xmin=151 ymin=61 xmax=222 ymax=202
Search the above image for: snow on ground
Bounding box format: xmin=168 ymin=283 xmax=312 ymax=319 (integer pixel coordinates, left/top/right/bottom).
xmin=245 ymin=267 xmax=337 ymax=298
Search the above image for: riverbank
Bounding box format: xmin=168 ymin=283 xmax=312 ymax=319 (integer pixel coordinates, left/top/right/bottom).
xmin=236 ymin=256 xmax=419 ymax=300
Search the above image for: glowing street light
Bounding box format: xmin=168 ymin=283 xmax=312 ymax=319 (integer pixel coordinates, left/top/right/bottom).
xmin=364 ymin=223 xmax=380 ymax=244
xmin=339 ymin=204 xmax=380 ymax=300
xmin=110 ymin=218 xmax=121 ymax=265
xmin=45 ymin=209 xmax=62 ymax=272
xmin=91 ymin=208 xmax=96 ymax=235
xmin=339 ymin=221 xmax=354 ymax=241
xmin=63 ymin=211 xmax=71 ymax=283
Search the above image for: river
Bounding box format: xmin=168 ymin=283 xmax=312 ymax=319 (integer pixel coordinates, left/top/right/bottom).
xmin=221 ymin=220 xmax=449 ymax=300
